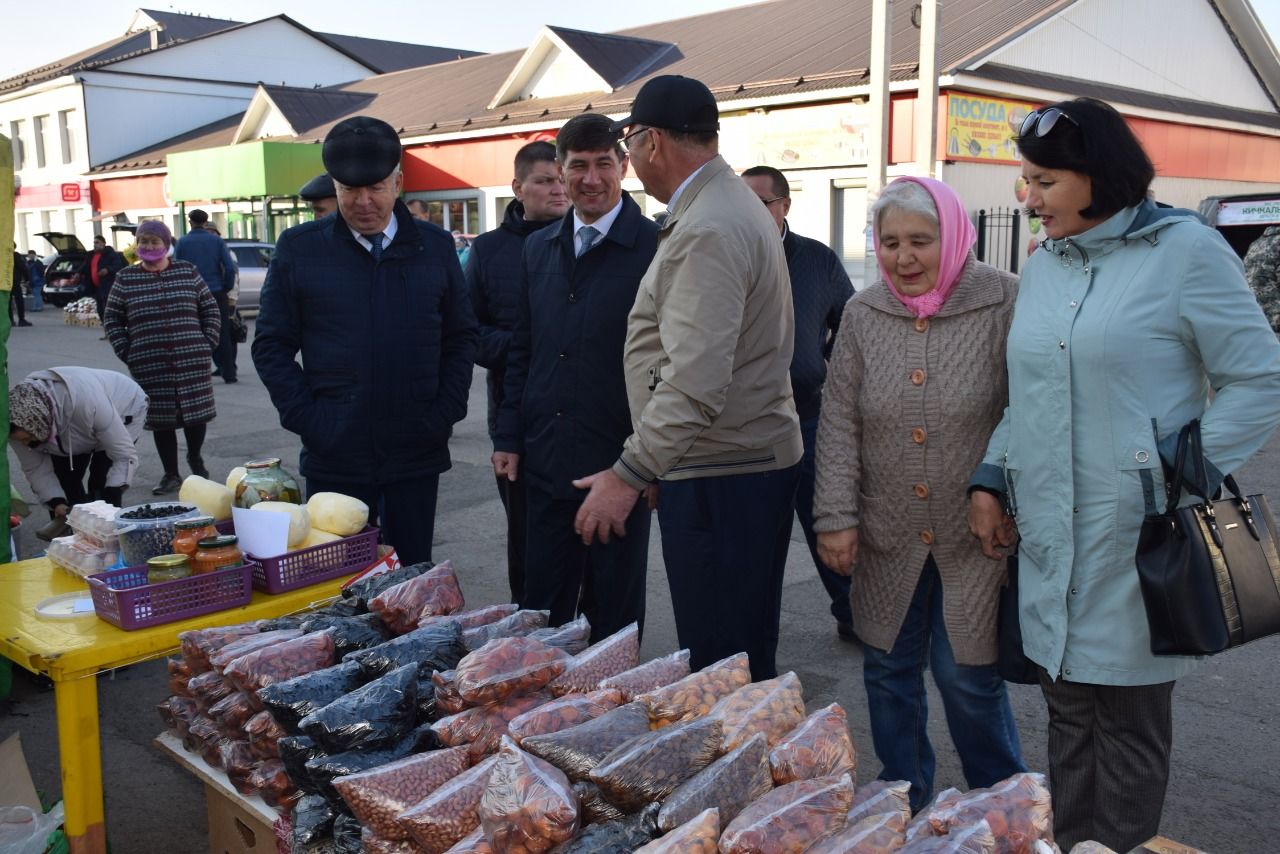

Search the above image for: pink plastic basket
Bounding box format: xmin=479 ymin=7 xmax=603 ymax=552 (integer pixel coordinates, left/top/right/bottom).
xmin=215 ymin=522 xmax=381 ymax=594
xmin=87 ymin=564 xmax=254 ymax=631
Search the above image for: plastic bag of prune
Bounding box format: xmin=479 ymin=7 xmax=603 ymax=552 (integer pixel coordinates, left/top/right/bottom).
xmin=301 ymin=612 xmax=393 ymax=658
xmin=346 ymin=621 xmax=466 ymax=679
xmin=300 ymin=664 xmax=419 ymax=753
xmin=305 ymin=723 xmax=439 ymax=806
xmin=571 ymin=780 xmax=626 ymax=826
xmin=258 ymin=659 xmax=370 ymax=732
xmin=527 ymin=614 xmax=592 ymax=655
xmin=279 ymin=734 xmax=328 ymax=794
xmin=256 ymin=614 xmax=309 ymax=632
xmin=341 ymin=562 xmax=433 ymax=612
xmin=414 ymin=668 xmax=439 ymax=723
xmin=552 ymin=802 xmax=661 ymax=853
xmin=461 ymin=609 xmax=550 ymax=651
xmin=291 ymin=793 xmax=336 ymax=849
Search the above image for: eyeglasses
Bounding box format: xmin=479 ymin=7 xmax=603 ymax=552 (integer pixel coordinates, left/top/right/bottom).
xmin=1018 ymin=107 xmax=1078 ymax=139
xmin=621 ymin=126 xmax=651 ymax=152
xmin=759 ymin=196 xmax=787 ymax=207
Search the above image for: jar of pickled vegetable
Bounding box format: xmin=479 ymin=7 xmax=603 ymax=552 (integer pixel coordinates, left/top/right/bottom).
xmin=147 ymin=553 xmax=192 ymax=583
xmin=193 ymin=535 xmax=243 ymax=574
xmin=172 ymin=516 xmax=218 ymax=557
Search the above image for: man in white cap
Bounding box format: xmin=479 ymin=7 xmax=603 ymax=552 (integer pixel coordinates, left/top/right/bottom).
xmin=253 ymin=116 xmax=477 ymax=565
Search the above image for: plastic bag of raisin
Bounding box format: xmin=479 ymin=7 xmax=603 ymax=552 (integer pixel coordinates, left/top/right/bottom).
xmin=331 ymin=811 xmax=364 ymax=854
xmin=278 ymin=734 xmax=328 ymax=794
xmin=299 ymin=663 xmax=419 ymax=753
xmin=657 ymin=732 xmax=773 ymax=832
xmin=290 ymin=793 xmax=336 ymax=849
xmin=586 ymin=715 xmax=723 ymax=812
xmin=519 ymin=701 xmax=651 ymax=782
xmin=346 ymin=621 xmax=466 ymax=680
xmin=257 ymin=658 xmax=370 ymax=733
xmin=461 ymin=609 xmax=550 ymax=651
xmin=301 ymin=612 xmax=393 ymax=658
xmin=552 ymin=802 xmax=661 ymax=853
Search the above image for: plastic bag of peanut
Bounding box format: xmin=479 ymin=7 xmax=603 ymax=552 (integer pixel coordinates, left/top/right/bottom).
xmin=923 ymin=773 xmax=1053 ymax=854
xmin=705 ymin=671 xmax=806 ymax=752
xmin=527 ymin=613 xmax=593 ymax=655
xmin=361 ymin=827 xmax=428 ymax=853
xmin=431 ymin=693 xmax=553 ymax=761
xmin=900 ymin=818 xmax=997 ymax=853
xmin=635 ymin=652 xmax=750 ymax=727
xmin=507 ymin=689 xmax=624 ymax=744
xmin=454 ymin=637 xmax=571 ymax=706
xmin=587 ymin=715 xmax=723 ymax=812
xmin=462 ymin=609 xmax=551 ymax=651
xmin=371 ymin=560 xmax=466 ymax=634
xmin=224 ymin=630 xmax=337 ymax=695
xmin=597 ymin=649 xmax=691 ymax=701
xmin=570 ymin=780 xmax=625 ymax=826
xmin=479 ymin=736 xmax=580 ymax=852
xmin=768 ymin=702 xmax=857 ymax=786
xmin=845 ymin=780 xmax=912 ymax=829
xmin=546 ymin=624 xmax=640 ymax=696
xmin=433 ymin=669 xmax=467 ymax=715
xmin=334 ymin=745 xmax=470 ymax=841
xmin=633 ymin=807 xmax=719 ymax=853
xmin=719 ymin=772 xmax=855 ymax=854
xmin=656 ymin=732 xmax=772 ymax=832
xmin=806 ymin=810 xmax=908 ymax=853
xmin=520 ymin=701 xmax=651 ymax=782
xmin=397 ymin=755 xmax=499 ymax=853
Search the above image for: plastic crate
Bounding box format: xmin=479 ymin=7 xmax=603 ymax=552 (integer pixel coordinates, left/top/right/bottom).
xmin=86 ymin=563 xmax=254 ymax=631
xmin=215 ymin=522 xmax=380 ymax=594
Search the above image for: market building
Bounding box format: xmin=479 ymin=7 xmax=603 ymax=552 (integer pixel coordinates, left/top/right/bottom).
xmin=78 ymin=0 xmax=1280 ymax=285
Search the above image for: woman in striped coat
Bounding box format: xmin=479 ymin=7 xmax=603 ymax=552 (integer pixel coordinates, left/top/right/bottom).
xmin=104 ymin=219 xmax=221 ymax=495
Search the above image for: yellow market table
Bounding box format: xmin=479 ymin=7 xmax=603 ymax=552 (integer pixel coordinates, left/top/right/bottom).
xmin=0 ymin=557 xmax=357 ymax=854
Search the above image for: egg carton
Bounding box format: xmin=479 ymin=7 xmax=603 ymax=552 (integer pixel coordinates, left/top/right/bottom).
xmin=69 ymin=501 xmax=121 ymax=548
xmin=47 ymin=535 xmax=121 ymax=580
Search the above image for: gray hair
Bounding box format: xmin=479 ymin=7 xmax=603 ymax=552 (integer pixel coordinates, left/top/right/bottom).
xmin=870 ymin=180 xmax=939 ymax=232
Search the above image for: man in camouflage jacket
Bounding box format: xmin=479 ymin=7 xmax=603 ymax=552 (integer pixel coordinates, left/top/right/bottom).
xmin=1245 ymin=225 xmax=1280 ymax=331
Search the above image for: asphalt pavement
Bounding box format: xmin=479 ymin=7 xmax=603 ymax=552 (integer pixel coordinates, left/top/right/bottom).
xmin=1 ymin=308 xmax=1277 ymax=852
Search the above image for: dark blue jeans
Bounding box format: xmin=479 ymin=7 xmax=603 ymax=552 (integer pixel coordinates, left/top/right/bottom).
xmin=796 ymin=416 xmax=853 ymax=625
xmin=863 ymin=555 xmax=1025 ymax=812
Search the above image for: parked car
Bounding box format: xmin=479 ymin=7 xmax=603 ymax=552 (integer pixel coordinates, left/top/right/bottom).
xmin=226 ymin=240 xmax=274 ymax=315
xmin=35 ymin=232 xmax=89 ymax=307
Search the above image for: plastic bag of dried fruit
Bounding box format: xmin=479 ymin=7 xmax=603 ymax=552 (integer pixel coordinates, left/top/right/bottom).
xmin=208 ymin=628 xmax=304 ymax=672
xmin=158 ymin=695 xmax=200 ymax=737
xmin=769 ymin=702 xmax=857 ymax=786
xmin=597 ymin=649 xmax=691 ymax=700
xmin=167 ymin=658 xmax=193 ymax=696
xmin=719 ymin=772 xmax=855 ymax=854
xmin=705 ymin=671 xmax=806 ymax=752
xmin=431 ymin=693 xmax=552 ymax=762
xmin=334 ymin=746 xmax=470 ymax=841
xmin=224 ymin=630 xmax=336 ymax=695
xmin=479 ymin=736 xmax=579 ymax=852
xmin=368 ymin=560 xmax=465 ymax=634
xmin=244 ymin=709 xmax=287 ymax=759
xmin=1067 ymin=844 xmax=1116 ymax=854
xmin=299 ymin=663 xmax=419 ymax=753
xmin=257 ymin=658 xmax=369 ymax=732
xmin=807 ymin=810 xmax=908 ymax=853
xmin=180 ymin=623 xmax=260 ymax=673
xmin=571 ymin=780 xmax=625 ymax=826
xmin=219 ymin=739 xmax=257 ymax=795
xmin=441 ymin=827 xmax=493 ymax=853
xmin=432 ymin=669 xmax=466 ymax=715
xmin=587 ymin=715 xmax=723 ymax=812
xmin=361 ymin=827 xmax=425 ymax=854
xmin=420 ymin=603 xmax=519 ymax=632
xmin=507 ymin=689 xmax=624 ymax=744
xmin=657 ymin=732 xmax=772 ymax=832
xmin=906 ymin=788 xmax=965 ymax=845
xmin=348 ymin=621 xmax=467 ymax=679
xmin=520 ymin=701 xmax=651 ymax=782
xmin=635 ymin=652 xmax=751 ymax=727
xmin=185 ymin=716 xmax=223 ymax=765
xmin=208 ymin=690 xmax=259 ymax=737
xmin=528 ymin=613 xmax=593 ymax=655
xmin=924 ymin=773 xmax=1054 ymax=854
xmin=634 ymin=807 xmax=720 ymax=853
xmin=250 ymin=758 xmax=300 ymax=810
xmin=546 ymin=624 xmax=640 ymax=696
xmin=846 ymin=780 xmax=912 ymax=830
xmin=397 ymin=755 xmax=499 ymax=853
xmin=901 ymin=818 xmax=997 ymax=853
xmin=462 ymin=609 xmax=550 ymax=651
xmin=454 ymin=636 xmax=571 ymax=706
xmin=187 ymin=669 xmax=234 ymax=710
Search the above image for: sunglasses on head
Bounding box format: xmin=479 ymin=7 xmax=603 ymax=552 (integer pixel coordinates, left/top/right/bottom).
xmin=1019 ymin=107 xmax=1078 ymax=139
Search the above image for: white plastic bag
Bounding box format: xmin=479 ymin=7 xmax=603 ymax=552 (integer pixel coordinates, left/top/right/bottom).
xmin=0 ymin=802 xmax=65 ymax=854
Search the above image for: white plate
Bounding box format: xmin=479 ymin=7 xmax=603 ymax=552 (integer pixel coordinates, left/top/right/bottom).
xmin=35 ymin=592 xmax=97 ymax=619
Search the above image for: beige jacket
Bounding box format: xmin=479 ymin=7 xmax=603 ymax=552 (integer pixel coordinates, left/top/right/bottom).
xmin=614 ymin=155 xmax=802 ymax=488
xmin=813 ymin=255 xmax=1016 ymax=665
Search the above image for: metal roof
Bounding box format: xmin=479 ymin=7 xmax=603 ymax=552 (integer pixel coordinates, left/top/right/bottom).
xmin=261 ymin=86 xmax=378 ymax=135
xmin=547 ymin=27 xmax=679 ymax=88
xmin=318 ymin=34 xmax=481 ymax=73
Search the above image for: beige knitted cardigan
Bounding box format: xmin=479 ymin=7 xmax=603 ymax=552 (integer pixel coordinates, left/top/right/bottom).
xmin=813 ymin=254 xmax=1017 ymax=665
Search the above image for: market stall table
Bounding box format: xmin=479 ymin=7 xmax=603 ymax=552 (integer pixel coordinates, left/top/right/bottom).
xmin=0 ymin=556 xmax=357 ymax=854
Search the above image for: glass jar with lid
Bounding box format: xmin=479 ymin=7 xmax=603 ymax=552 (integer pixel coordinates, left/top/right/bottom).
xmin=234 ymin=458 xmax=302 ymax=508
xmin=147 ymin=553 xmax=193 ymax=584
xmin=172 ymin=516 xmax=218 ymax=557
xmin=193 ymin=535 xmax=243 ymax=574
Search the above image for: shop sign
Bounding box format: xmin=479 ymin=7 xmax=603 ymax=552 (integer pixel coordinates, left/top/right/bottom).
xmin=720 ymin=102 xmax=871 ymax=170
xmin=944 ymin=93 xmax=1038 ymax=163
xmin=1214 ymin=198 xmax=1280 ymax=226
xmin=60 ymin=183 xmax=82 ymax=202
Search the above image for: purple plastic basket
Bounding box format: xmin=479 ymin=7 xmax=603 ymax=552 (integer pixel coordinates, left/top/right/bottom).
xmin=87 ymin=563 xmax=254 ymax=631
xmin=215 ymin=522 xmax=380 ymax=594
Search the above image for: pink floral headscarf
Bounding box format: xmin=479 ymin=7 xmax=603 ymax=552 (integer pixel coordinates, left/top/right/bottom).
xmin=874 ymin=176 xmax=976 ymax=318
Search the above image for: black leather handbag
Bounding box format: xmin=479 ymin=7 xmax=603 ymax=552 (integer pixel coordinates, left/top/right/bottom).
xmin=1135 ymin=419 xmax=1280 ymax=655
xmin=229 ymin=309 xmax=248 ymax=344
xmin=996 ymin=550 xmax=1039 ymax=684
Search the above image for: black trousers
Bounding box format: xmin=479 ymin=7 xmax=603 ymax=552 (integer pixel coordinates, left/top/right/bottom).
xmin=211 ymin=290 xmax=237 ymax=380
xmin=51 ymin=452 xmax=113 ymax=505
xmin=9 ymin=280 xmax=26 ymax=324
xmin=495 ymin=474 xmax=528 ymax=605
xmin=657 ymin=464 xmax=800 ymax=682
xmin=523 ymin=482 xmax=650 ymax=643
xmin=1038 ymin=667 xmax=1175 ymax=852
xmin=306 ymin=474 xmax=439 ymax=567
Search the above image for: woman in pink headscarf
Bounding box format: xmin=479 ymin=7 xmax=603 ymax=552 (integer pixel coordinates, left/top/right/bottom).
xmin=812 ymin=176 xmax=1025 ymax=811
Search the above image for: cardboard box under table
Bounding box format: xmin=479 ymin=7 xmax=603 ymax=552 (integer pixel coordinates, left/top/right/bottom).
xmin=0 ymin=556 xmax=361 ymax=854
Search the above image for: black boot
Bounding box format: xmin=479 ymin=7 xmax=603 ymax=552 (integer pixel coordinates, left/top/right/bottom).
xmin=152 ymin=472 xmax=183 ymax=495
xmin=188 ymin=457 xmax=210 ymax=479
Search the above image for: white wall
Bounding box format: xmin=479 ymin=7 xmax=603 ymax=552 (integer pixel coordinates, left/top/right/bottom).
xmin=106 ymin=18 xmax=372 ymax=88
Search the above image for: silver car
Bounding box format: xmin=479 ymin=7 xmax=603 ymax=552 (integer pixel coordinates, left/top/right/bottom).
xmin=227 ymin=241 xmax=274 ymax=315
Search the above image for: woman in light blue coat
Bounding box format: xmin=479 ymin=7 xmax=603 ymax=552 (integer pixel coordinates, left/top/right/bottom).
xmin=968 ymin=98 xmax=1280 ymax=851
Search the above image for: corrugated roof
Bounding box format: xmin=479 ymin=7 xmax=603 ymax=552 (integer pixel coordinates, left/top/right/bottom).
xmin=318 ymin=34 xmax=481 ymax=73
xmin=547 ymin=27 xmax=678 ymax=88
xmin=136 ymin=9 xmax=241 ymax=41
xmin=262 ymin=85 xmax=378 ymax=134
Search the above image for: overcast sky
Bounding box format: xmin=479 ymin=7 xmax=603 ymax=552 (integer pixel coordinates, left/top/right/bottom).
xmin=3 ymin=0 xmax=1278 ymax=86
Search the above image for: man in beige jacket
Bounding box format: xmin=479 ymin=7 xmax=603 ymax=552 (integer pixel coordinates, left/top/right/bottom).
xmin=574 ymin=75 xmax=802 ymax=680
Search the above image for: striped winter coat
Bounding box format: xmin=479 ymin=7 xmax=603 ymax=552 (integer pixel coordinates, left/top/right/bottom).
xmin=104 ymin=259 xmax=220 ymax=430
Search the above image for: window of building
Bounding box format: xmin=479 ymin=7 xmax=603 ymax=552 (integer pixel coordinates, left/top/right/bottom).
xmin=832 ymin=180 xmax=869 ymax=289
xmin=33 ymin=115 xmax=49 ymax=169
xmin=9 ymin=120 xmax=25 ymax=170
xmin=58 ymin=109 xmax=76 ymax=164
xmin=406 ymin=194 xmax=480 ymax=234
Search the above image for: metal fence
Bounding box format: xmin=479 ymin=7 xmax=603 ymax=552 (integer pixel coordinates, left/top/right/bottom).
xmin=975 ymin=207 xmax=1024 ymax=275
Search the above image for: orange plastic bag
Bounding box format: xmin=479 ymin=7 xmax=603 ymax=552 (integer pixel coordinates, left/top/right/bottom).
xmin=807 ymin=810 xmax=907 ymax=853
xmin=718 ymin=773 xmax=854 ymax=854
xmin=479 ymin=736 xmax=580 ymax=852
xmin=397 ymin=755 xmax=499 ymax=854
xmin=704 ymin=671 xmax=806 ymax=752
xmin=769 ymin=703 xmax=857 ymax=786
xmin=634 ymin=807 xmax=719 ymax=853
xmin=656 ymin=732 xmax=771 ymax=832
xmin=924 ymin=773 xmax=1054 ymax=854
xmin=454 ymin=637 xmax=571 ymax=706
xmin=586 ymin=715 xmax=723 ymax=812
xmin=635 ymin=652 xmax=750 ymax=727
xmin=546 ymin=624 xmax=640 ymax=695
xmin=507 ymin=689 xmax=625 ymax=744
xmin=598 ymin=649 xmax=691 ymax=701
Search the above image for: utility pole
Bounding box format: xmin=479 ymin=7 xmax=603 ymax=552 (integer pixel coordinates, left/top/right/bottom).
xmin=864 ymin=0 xmax=894 ymax=290
xmin=915 ymin=0 xmax=941 ymax=179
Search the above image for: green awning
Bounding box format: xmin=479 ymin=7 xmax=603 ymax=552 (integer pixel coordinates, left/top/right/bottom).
xmin=168 ymin=141 xmax=323 ymax=201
